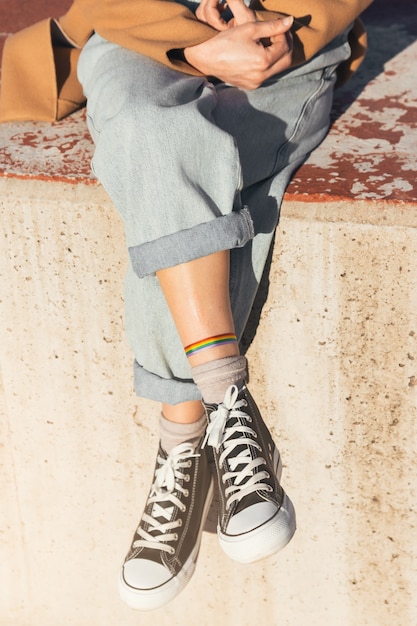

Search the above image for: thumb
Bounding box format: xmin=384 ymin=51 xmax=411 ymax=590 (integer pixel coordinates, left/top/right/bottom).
xmin=256 ymin=14 xmax=294 ymax=36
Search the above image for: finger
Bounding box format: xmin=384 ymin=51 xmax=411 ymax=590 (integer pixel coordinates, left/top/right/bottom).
xmin=196 ymin=0 xmax=229 ymax=30
xmin=269 ymin=31 xmax=293 ymax=52
xmin=263 ymin=40 xmax=293 ymax=74
xmin=253 ymin=15 xmax=294 ymax=39
xmin=207 ymin=8 xmax=228 ymax=29
xmin=270 ymin=30 xmax=293 ymax=44
xmin=226 ymin=0 xmax=256 ymax=24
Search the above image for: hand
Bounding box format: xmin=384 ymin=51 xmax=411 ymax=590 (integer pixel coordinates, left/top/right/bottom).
xmin=184 ymin=15 xmax=294 ymax=90
xmin=196 ymin=0 xmax=256 ymax=31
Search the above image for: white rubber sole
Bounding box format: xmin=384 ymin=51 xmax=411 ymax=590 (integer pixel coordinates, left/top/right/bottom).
xmin=218 ymin=491 xmax=296 ymax=564
xmin=119 ymin=479 xmax=214 ymax=611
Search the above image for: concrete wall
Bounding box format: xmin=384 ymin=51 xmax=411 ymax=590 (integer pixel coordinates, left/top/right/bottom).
xmin=1 ymin=3 xmax=417 ymax=623
xmin=1 ymin=177 xmax=416 ymax=626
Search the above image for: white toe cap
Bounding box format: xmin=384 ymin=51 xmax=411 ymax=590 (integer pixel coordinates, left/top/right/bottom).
xmin=123 ymin=558 xmax=172 ymax=590
xmin=226 ymin=501 xmax=277 ymax=535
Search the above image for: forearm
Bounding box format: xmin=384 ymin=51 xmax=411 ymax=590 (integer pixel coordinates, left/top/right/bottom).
xmin=74 ymin=0 xmax=373 ymax=74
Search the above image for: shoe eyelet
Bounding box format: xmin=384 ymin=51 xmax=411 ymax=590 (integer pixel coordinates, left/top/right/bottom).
xmin=169 ymin=547 xmax=175 ymax=555
xmin=181 ymin=504 xmax=186 ymax=513
xmin=173 ymin=534 xmax=179 ymax=541
xmin=177 ymin=519 xmax=183 ymax=527
xmin=184 ymin=489 xmax=189 ymax=497
xmin=184 ymin=474 xmax=190 ymax=482
xmin=187 ymin=461 xmax=192 ymax=468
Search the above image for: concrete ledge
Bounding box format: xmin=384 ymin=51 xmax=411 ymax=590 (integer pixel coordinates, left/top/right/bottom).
xmin=1 ymin=2 xmax=416 ymax=626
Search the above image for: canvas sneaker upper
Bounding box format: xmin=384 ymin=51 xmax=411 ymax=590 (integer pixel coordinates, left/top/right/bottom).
xmin=119 ymin=439 xmax=213 ymax=611
xmin=203 ymin=384 xmax=296 ymax=563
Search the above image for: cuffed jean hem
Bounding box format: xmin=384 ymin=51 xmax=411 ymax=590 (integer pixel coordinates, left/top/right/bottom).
xmin=129 ymin=206 xmax=254 ymax=277
xmin=133 ymin=359 xmax=201 ymax=404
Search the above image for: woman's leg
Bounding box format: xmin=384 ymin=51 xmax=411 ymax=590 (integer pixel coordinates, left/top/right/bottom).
xmin=156 ymin=246 xmax=296 ymax=566
xmin=78 ymin=28 xmax=351 ymax=609
xmin=157 ymin=251 xmax=236 ymax=366
xmin=158 ymin=249 xmax=245 ymax=422
xmin=78 ymin=29 xmax=351 ymax=407
xmin=78 ymin=35 xmax=254 ymax=406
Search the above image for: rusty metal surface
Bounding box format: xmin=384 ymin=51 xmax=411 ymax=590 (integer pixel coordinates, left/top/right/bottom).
xmin=0 ymin=109 xmax=95 ymax=182
xmin=0 ymin=0 xmax=416 ymax=200
xmin=287 ymin=1 xmax=417 ymax=203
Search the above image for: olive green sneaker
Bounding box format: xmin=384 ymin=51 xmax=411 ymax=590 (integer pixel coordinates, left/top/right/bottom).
xmin=119 ymin=439 xmax=213 ymax=611
xmin=203 ymin=385 xmax=296 ymax=563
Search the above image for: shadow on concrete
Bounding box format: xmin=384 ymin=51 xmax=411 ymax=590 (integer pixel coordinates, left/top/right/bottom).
xmin=332 ymin=0 xmax=417 ymax=120
xmin=241 ymin=0 xmax=417 ymax=358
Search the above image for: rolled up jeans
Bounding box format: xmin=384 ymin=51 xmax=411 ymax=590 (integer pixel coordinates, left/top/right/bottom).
xmin=77 ymin=26 xmax=351 ymax=404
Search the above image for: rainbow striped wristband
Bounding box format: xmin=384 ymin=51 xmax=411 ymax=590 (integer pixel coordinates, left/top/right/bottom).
xmin=185 ymin=333 xmax=237 ymax=357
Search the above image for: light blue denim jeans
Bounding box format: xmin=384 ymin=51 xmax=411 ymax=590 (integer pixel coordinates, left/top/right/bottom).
xmin=77 ymin=24 xmax=351 ymax=404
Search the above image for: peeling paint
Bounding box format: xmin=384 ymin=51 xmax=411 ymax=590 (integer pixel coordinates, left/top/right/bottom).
xmin=0 ymin=109 xmax=95 ymax=182
xmin=1 ymin=9 xmax=416 ymax=206
xmin=287 ymin=33 xmax=417 ymax=204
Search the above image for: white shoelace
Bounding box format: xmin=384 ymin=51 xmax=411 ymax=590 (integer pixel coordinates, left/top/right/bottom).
xmin=203 ymin=385 xmax=271 ymax=510
xmin=133 ymin=442 xmax=198 ymax=554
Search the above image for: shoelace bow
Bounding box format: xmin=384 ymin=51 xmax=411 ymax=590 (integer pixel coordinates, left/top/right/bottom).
xmin=133 ymin=442 xmax=198 ymax=554
xmin=203 ymin=385 xmax=271 ymax=510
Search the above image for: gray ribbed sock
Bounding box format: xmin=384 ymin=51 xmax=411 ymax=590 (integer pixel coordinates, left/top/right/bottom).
xmin=159 ymin=411 xmax=207 ymax=454
xmin=191 ymin=355 xmax=247 ymax=404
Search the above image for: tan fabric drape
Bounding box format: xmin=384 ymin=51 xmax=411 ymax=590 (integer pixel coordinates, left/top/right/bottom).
xmin=0 ymin=0 xmax=371 ymax=123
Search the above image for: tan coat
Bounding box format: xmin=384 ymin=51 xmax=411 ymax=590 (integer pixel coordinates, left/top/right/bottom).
xmin=0 ymin=0 xmax=373 ymax=122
